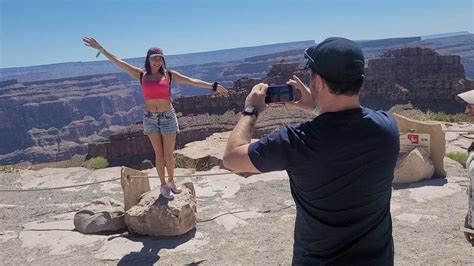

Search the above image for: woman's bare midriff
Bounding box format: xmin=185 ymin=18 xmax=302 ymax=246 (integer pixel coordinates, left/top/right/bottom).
xmin=144 ymin=99 xmax=173 ymax=113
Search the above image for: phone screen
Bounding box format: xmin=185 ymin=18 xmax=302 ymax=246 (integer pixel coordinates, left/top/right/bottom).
xmin=265 ymin=85 xmax=294 ymax=104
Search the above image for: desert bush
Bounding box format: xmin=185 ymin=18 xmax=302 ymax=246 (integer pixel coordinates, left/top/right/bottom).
xmin=446 ymin=151 xmax=468 ymax=168
xmin=85 ymin=156 xmax=109 ymax=169
xmin=416 ymin=111 xmax=468 ymax=123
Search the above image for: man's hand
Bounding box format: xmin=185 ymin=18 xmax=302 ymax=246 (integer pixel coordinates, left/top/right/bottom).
xmin=245 ymin=83 xmax=268 ymax=114
xmin=285 ymin=75 xmax=317 ymax=113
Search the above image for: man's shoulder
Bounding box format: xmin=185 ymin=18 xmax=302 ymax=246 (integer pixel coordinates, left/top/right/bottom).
xmin=270 ymin=123 xmax=301 ymax=138
xmin=286 ymin=121 xmax=316 ymax=136
xmin=363 ymin=107 xmax=394 ymax=118
xmin=259 ymin=122 xmax=310 ymax=145
xmin=361 ymin=108 xmax=399 ymax=142
xmin=363 ymin=107 xmax=397 ymax=125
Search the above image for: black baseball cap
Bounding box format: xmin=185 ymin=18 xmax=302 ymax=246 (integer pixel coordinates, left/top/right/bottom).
xmin=298 ymin=37 xmax=365 ymax=84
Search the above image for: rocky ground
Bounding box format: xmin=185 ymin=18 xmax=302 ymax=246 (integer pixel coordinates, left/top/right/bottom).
xmin=1 ymin=123 xmax=474 ymax=265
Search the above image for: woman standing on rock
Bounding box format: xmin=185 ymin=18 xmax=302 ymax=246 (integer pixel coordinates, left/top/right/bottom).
xmin=82 ymin=37 xmax=230 ymax=199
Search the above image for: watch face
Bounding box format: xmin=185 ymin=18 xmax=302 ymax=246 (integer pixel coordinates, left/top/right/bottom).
xmin=245 ymin=106 xmax=255 ymax=113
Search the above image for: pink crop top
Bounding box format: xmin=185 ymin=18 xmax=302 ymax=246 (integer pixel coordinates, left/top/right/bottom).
xmin=140 ymin=72 xmax=171 ymax=100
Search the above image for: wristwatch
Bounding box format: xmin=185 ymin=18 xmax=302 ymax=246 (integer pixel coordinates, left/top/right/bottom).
xmin=212 ymin=82 xmax=219 ymax=92
xmin=242 ymin=106 xmax=258 ymax=117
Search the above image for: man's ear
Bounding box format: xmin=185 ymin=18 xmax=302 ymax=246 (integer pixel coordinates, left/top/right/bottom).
xmin=309 ymin=74 xmax=321 ymax=104
xmin=315 ymin=74 xmax=325 ymax=93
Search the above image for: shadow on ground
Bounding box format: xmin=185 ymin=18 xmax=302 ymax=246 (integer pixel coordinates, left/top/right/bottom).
xmin=392 ymin=177 xmax=448 ymax=190
xmin=117 ymin=227 xmax=197 ymax=265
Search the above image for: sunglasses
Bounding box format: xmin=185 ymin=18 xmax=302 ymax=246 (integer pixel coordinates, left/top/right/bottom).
xmin=298 ymin=47 xmax=316 ymax=70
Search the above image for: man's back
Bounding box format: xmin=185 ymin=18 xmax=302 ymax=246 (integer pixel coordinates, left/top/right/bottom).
xmin=249 ymin=107 xmax=399 ymax=265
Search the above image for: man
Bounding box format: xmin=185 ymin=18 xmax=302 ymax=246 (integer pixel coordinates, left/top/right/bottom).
xmin=223 ymin=37 xmax=399 ymax=265
xmin=457 ymin=89 xmax=474 ymax=245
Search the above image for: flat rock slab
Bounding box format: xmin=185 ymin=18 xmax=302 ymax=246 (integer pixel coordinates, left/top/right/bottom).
xmin=444 ymin=122 xmax=474 ymax=153
xmin=174 ymin=132 xmax=259 ymax=170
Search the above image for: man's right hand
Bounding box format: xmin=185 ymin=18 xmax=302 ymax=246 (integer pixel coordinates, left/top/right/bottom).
xmin=286 ymin=75 xmax=317 ymax=113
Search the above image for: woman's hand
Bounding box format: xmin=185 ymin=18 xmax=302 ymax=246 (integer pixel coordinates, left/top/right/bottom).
xmin=216 ymin=84 xmax=230 ymax=97
xmin=82 ymin=37 xmax=102 ymax=50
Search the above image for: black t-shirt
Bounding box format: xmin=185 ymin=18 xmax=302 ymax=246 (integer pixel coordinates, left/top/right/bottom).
xmin=248 ymin=107 xmax=399 ymax=265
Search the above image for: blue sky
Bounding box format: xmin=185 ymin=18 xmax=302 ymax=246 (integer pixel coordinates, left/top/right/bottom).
xmin=1 ymin=0 xmax=473 ymax=68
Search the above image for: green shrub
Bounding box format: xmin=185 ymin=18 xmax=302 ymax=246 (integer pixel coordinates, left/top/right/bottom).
xmin=446 ymin=151 xmax=468 ymax=168
xmin=416 ymin=111 xmax=469 ymax=123
xmin=174 ymin=154 xmax=197 ymax=170
xmin=85 ymin=156 xmax=109 ymax=169
xmin=174 ymin=153 xmax=214 ymax=171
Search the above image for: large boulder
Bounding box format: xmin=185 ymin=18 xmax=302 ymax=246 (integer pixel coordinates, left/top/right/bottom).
xmin=125 ymin=182 xmax=197 ymax=236
xmin=393 ymin=113 xmax=446 ymax=178
xmin=74 ymin=197 xmax=126 ymax=234
xmin=394 ymin=148 xmax=434 ymax=183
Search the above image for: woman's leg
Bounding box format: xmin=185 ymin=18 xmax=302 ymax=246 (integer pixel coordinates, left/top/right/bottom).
xmin=147 ymin=133 xmax=166 ymax=186
xmin=162 ymin=133 xmax=182 ymax=194
xmin=158 ymin=108 xmax=181 ymax=193
xmin=161 ymin=133 xmax=177 ymax=182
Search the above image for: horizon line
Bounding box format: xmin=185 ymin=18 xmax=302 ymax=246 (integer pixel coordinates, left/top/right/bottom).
xmin=1 ymin=31 xmax=471 ymax=70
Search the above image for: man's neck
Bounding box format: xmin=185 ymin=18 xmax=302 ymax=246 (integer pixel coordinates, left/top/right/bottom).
xmin=319 ymin=95 xmax=361 ymax=114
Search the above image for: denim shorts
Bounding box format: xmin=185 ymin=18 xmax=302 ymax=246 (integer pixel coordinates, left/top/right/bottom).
xmin=143 ymin=109 xmax=180 ymax=135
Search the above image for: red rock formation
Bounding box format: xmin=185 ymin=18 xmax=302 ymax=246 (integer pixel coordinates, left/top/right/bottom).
xmin=361 ymin=47 xmax=472 ymax=112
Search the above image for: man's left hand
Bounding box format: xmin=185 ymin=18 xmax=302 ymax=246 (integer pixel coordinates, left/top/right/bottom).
xmin=245 ymin=83 xmax=268 ymax=114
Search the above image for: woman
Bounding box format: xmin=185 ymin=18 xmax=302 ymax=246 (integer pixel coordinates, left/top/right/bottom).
xmin=82 ymin=37 xmax=230 ymax=199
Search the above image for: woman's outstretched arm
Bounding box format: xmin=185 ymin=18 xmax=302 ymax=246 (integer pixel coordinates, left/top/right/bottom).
xmin=170 ymin=70 xmax=230 ymax=97
xmin=82 ymin=37 xmax=143 ymax=81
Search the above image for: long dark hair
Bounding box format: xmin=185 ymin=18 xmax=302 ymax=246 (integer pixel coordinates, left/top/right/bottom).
xmin=144 ymin=55 xmax=167 ymax=76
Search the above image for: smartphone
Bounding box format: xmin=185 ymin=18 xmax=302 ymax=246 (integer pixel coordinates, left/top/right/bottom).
xmin=265 ymin=85 xmax=294 ymax=104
